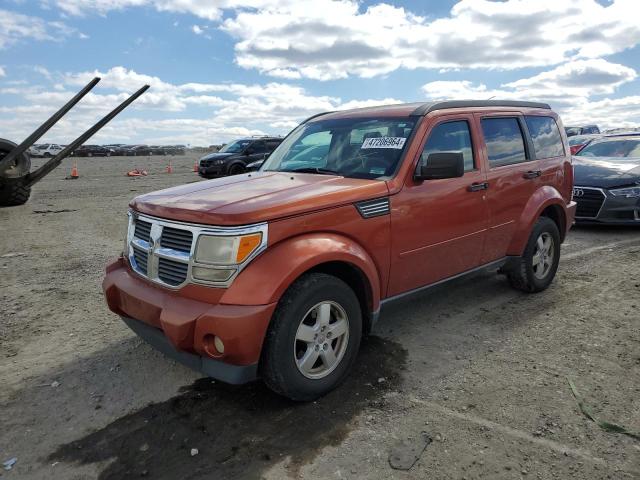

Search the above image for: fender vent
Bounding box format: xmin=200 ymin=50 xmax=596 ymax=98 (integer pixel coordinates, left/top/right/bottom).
xmin=355 ymin=197 xmax=390 ymax=218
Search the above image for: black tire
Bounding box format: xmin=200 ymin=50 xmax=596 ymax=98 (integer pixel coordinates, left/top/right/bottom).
xmin=227 ymin=163 xmax=245 ymax=176
xmin=506 ymin=216 xmax=560 ymax=293
xmin=261 ymin=273 xmax=362 ymax=401
xmin=0 ymin=178 xmax=31 ymax=206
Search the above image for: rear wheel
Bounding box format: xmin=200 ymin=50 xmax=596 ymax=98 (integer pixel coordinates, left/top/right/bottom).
xmin=506 ymin=217 xmax=560 ymax=292
xmin=261 ymin=273 xmax=362 ymax=401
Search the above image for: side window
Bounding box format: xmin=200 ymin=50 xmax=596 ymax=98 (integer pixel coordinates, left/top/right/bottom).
xmin=481 ymin=118 xmax=527 ymax=167
xmin=251 ymin=141 xmax=267 ymax=154
xmin=266 ymin=141 xmax=280 ymax=152
xmin=525 ymin=116 xmax=564 ymax=158
xmin=421 ymin=121 xmax=474 ymax=172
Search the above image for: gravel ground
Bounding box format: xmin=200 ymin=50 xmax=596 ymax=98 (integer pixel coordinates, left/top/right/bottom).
xmin=1 ymin=154 xmax=639 ymax=480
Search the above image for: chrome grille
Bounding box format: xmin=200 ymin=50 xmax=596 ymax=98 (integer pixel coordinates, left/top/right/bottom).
xmin=134 ymin=220 xmax=152 ymax=242
xmin=126 ymin=212 xmax=268 ymax=289
xmin=131 ymin=246 xmax=148 ymax=274
xmin=160 ymin=227 xmax=192 ymax=252
xmin=574 ymin=187 xmax=605 ymax=218
xmin=158 ymin=258 xmax=189 ymax=286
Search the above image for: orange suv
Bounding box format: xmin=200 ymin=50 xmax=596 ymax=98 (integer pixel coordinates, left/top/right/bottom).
xmin=103 ymin=100 xmax=576 ymax=400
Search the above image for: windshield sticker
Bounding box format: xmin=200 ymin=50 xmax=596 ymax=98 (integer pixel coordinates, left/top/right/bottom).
xmin=369 ymin=167 xmax=386 ymax=175
xmin=361 ymin=137 xmax=406 ymax=149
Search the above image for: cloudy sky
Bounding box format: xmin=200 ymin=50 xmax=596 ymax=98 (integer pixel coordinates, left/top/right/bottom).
xmin=1 ymin=0 xmax=640 ymax=146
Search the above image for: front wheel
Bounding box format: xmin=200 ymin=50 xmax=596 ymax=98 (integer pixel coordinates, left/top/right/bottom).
xmin=261 ymin=273 xmax=362 ymax=401
xmin=506 ymin=216 xmax=560 ymax=293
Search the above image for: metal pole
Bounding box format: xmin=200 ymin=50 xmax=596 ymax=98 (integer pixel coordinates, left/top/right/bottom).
xmin=0 ymin=77 xmax=101 ymax=171
xmin=25 ymin=84 xmax=150 ymax=187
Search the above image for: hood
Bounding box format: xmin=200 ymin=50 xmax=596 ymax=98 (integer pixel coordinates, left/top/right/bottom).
xmin=199 ymin=152 xmax=235 ymax=162
xmin=572 ymin=156 xmax=640 ymax=188
xmin=130 ymin=171 xmax=389 ymax=225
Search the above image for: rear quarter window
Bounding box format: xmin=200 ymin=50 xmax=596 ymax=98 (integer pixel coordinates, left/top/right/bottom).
xmin=525 ymin=116 xmax=564 ymax=158
xmin=481 ymin=117 xmax=527 ymax=167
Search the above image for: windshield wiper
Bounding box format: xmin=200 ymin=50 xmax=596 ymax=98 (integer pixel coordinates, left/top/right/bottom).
xmin=284 ymin=167 xmax=340 ymax=175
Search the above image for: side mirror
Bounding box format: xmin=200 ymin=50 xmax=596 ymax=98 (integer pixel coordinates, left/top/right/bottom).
xmin=414 ymin=152 xmax=464 ymax=181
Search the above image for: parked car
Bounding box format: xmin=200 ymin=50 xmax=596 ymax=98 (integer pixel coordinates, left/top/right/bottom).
xmin=565 ymin=125 xmax=600 ymax=137
xmin=572 ymin=135 xmax=640 ymax=224
xmin=149 ymin=145 xmax=167 ymax=155
xmin=28 ymin=143 xmax=64 ymax=157
xmin=169 ymin=145 xmax=186 ymax=155
xmin=125 ymin=145 xmax=152 ymax=156
xmin=73 ymin=145 xmax=113 ymax=157
xmin=103 ymin=100 xmax=575 ymax=400
xmin=104 ymin=144 xmax=129 ymax=156
xmin=198 ymin=137 xmax=282 ymax=178
xmin=568 ymin=134 xmax=600 ymax=155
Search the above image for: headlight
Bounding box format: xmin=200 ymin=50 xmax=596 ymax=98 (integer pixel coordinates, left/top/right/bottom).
xmin=610 ymin=186 xmax=640 ymax=198
xmin=195 ymin=233 xmax=263 ymax=265
xmin=213 ymin=159 xmax=226 ymax=165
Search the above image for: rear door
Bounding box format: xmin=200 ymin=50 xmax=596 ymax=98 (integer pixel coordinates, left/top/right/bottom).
xmin=476 ymin=114 xmax=540 ymax=263
xmin=388 ymin=114 xmax=489 ymax=296
xmin=246 ymin=141 xmax=267 ymax=163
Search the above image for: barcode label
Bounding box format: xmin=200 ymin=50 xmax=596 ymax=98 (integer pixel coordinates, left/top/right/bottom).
xmin=361 ymin=137 xmax=407 ymax=149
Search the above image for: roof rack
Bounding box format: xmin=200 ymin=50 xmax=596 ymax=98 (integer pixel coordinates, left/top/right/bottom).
xmin=410 ymin=100 xmax=551 ymax=116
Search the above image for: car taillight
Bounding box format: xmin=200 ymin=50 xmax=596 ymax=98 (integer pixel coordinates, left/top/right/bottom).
xmin=570 ymin=144 xmax=585 ymax=155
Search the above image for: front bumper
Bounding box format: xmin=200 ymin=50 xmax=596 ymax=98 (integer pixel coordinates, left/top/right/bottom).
xmin=102 ymin=257 xmax=277 ymax=384
xmin=121 ymin=316 xmax=257 ymax=384
xmin=198 ymin=164 xmax=225 ymax=177
xmin=574 ymin=186 xmax=640 ymax=225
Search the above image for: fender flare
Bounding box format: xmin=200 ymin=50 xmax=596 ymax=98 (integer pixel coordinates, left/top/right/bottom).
xmin=220 ymin=233 xmax=382 ymax=312
xmin=507 ymin=185 xmax=567 ymax=255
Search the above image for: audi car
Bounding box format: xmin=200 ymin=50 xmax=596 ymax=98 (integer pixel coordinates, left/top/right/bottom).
xmin=572 ymin=135 xmax=640 ymax=225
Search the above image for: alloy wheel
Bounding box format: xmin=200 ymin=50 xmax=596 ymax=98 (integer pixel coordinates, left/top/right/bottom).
xmin=532 ymin=232 xmax=554 ymax=280
xmin=294 ymin=301 xmax=350 ymax=379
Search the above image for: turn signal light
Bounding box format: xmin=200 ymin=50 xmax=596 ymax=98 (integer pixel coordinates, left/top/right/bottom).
xmin=236 ymin=233 xmax=262 ymax=263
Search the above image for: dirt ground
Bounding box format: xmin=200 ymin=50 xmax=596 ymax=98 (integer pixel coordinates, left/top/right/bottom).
xmin=1 ymin=154 xmax=639 ymax=480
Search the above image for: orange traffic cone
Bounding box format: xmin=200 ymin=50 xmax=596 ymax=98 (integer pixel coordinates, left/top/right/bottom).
xmin=166 ymin=160 xmax=173 ymax=174
xmin=193 ymin=160 xmax=198 ymax=172
xmin=70 ymin=161 xmax=79 ymax=179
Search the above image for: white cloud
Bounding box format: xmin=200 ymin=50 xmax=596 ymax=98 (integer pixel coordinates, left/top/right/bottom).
xmin=0 ymin=66 xmax=399 ymax=145
xmin=421 ymin=59 xmax=640 ymax=129
xmin=423 ymin=59 xmax=637 ymax=103
xmin=0 ymin=8 xmax=85 ymax=48
xmin=30 ymin=0 xmax=640 ymax=81
xmin=50 ymin=0 xmax=275 ymax=20
xmin=222 ymin=0 xmax=640 ymax=80
xmin=0 ymin=66 xmax=5 ymax=77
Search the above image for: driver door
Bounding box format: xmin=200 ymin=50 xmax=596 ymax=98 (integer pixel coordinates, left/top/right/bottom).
xmin=388 ymin=115 xmax=489 ymax=296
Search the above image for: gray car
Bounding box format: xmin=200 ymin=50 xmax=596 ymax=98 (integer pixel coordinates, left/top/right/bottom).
xmin=572 ymin=135 xmax=640 ymax=224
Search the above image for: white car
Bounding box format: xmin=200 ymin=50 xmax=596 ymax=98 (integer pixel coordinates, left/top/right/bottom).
xmin=28 ymin=143 xmax=64 ymax=157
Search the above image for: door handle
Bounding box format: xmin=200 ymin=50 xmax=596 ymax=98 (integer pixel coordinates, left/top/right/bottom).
xmin=523 ymin=170 xmax=542 ymax=179
xmin=467 ymin=182 xmax=489 ymax=192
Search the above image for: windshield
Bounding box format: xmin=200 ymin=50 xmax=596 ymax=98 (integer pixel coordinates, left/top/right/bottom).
xmin=262 ymin=117 xmax=416 ymax=179
xmin=220 ymin=140 xmax=251 ymax=153
xmin=565 ymin=127 xmax=581 ymax=137
xmin=576 ymin=139 xmax=640 ymax=158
